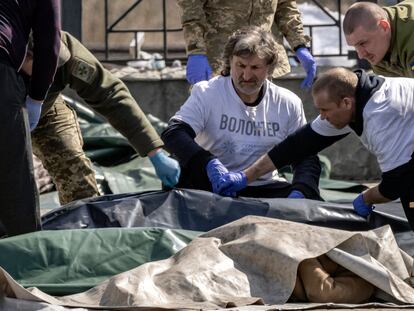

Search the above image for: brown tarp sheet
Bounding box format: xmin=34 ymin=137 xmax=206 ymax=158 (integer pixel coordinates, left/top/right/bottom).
xmin=1 ymin=216 xmax=414 ymax=310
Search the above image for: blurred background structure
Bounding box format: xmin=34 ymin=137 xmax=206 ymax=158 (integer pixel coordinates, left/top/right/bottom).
xmin=59 ymin=0 xmax=401 ymax=181
xmin=62 ymin=0 xmax=398 ymax=63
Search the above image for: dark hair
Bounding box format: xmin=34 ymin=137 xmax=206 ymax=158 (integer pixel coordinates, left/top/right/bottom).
xmin=219 ymin=26 xmax=278 ymax=76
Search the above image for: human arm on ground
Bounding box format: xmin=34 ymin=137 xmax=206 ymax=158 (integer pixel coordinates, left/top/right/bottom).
xmin=295 ymin=255 xmax=374 ymax=303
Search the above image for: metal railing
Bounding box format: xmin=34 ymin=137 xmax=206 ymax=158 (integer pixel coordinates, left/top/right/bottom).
xmin=305 ymin=0 xmax=346 ymax=57
xmin=104 ymin=0 xmax=183 ymax=63
xmin=103 ymin=0 xmax=359 ymax=63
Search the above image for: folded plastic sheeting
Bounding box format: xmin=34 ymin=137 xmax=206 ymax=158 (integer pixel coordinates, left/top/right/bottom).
xmin=39 ymin=160 xmax=368 ymax=212
xmin=71 ymin=93 xmax=167 ymax=168
xmin=94 ymin=156 xmax=161 ymax=194
xmin=40 ymin=189 xmax=414 ymax=255
xmin=1 ymin=217 xmax=414 ymax=310
xmin=0 ymin=298 xmax=91 ymax=311
xmin=1 ymin=299 xmax=413 ymax=311
xmin=37 ymin=96 xmax=371 ymax=210
xmin=0 ymin=227 xmax=199 ymax=295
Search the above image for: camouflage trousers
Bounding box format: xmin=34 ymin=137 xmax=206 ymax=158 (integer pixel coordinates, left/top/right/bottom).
xmin=31 ymin=95 xmax=100 ymax=205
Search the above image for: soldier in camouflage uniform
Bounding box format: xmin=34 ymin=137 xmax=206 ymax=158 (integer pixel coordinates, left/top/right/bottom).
xmin=177 ymin=0 xmax=316 ymax=88
xmin=22 ymin=31 xmax=180 ymax=205
xmin=343 ymin=0 xmax=414 ymax=78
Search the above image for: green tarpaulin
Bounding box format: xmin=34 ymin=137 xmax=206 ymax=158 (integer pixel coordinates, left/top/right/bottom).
xmin=0 ymin=227 xmax=199 ymax=295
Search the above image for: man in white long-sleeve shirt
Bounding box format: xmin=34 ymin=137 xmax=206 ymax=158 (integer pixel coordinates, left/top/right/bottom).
xmin=162 ymin=27 xmax=321 ymax=200
xmin=218 ymin=67 xmax=414 ymax=229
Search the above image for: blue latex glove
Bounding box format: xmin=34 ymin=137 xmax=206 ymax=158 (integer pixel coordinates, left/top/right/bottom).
xmin=206 ymin=158 xmax=228 ymax=194
xmin=217 ymin=171 xmax=247 ymax=197
xmin=25 ymin=96 xmax=43 ymax=131
xmin=288 ymin=190 xmax=305 ymax=199
xmin=353 ymin=193 xmax=375 ymax=217
xmin=149 ymin=150 xmax=181 ymax=188
xmin=295 ymin=47 xmax=316 ymax=89
xmin=186 ymin=54 xmax=212 ymax=84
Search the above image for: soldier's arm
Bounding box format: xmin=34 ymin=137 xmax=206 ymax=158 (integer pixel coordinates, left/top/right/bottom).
xmin=176 ymin=0 xmax=208 ymax=55
xmin=63 ymin=33 xmax=163 ymax=157
xmin=371 ymin=64 xmax=401 ymax=77
xmin=274 ymin=0 xmax=310 ymax=51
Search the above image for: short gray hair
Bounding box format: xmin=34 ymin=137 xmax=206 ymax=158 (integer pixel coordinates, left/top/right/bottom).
xmin=219 ymin=26 xmax=278 ymax=77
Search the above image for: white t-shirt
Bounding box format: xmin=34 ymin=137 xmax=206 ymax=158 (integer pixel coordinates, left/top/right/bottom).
xmin=172 ymin=75 xmax=306 ymax=185
xmin=311 ymin=76 xmax=414 ymax=172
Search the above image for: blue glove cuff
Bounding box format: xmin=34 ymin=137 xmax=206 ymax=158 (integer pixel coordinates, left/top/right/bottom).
xmin=295 ymin=47 xmax=316 ymax=89
xmin=288 ymin=190 xmax=305 ymax=199
xmin=353 ymin=193 xmax=375 ymax=217
xmin=189 ymin=54 xmax=208 ymax=60
xmin=186 ymin=54 xmax=212 ymax=84
xmin=295 ymin=46 xmax=310 ymax=55
xmin=206 ymin=158 xmax=220 ymax=171
xmin=206 ymin=158 xmax=228 ymax=194
xmin=149 ymin=150 xmax=181 ymax=188
xmin=149 ymin=150 xmax=164 ymax=165
xmin=240 ymin=171 xmax=247 ymax=188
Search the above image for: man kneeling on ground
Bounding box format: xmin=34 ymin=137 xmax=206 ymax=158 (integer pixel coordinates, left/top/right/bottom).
xmin=162 ymin=26 xmax=321 ymax=199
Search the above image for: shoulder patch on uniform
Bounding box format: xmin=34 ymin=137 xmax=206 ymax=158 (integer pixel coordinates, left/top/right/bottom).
xmin=72 ymin=58 xmax=95 ymax=83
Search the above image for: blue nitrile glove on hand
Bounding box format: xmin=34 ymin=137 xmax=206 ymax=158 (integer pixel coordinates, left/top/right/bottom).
xmin=25 ymin=96 xmax=43 ymax=131
xmin=295 ymin=47 xmax=316 ymax=89
xmin=206 ymin=158 xmax=228 ymax=194
xmin=288 ymin=190 xmax=305 ymax=199
xmin=149 ymin=150 xmax=181 ymax=188
xmin=217 ymin=171 xmax=247 ymax=197
xmin=186 ymin=54 xmax=213 ymax=85
xmin=353 ymin=193 xmax=375 ymax=217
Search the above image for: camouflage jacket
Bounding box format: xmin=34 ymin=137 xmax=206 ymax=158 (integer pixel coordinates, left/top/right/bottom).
xmin=177 ymin=0 xmax=310 ymax=77
xmin=372 ymin=0 xmax=414 ymax=78
xmin=43 ymin=31 xmax=163 ymax=156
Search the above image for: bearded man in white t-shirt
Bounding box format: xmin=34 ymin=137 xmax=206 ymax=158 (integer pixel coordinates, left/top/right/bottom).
xmin=161 ymin=26 xmax=322 ymax=199
xmin=219 ymin=67 xmax=414 ymax=229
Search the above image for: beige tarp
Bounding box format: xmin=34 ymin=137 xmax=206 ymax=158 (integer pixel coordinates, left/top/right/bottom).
xmin=1 ymin=216 xmax=414 ymax=310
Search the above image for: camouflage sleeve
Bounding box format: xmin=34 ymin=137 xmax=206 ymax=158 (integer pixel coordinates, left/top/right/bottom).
xmin=62 ymin=33 xmax=163 ymax=156
xmin=176 ymin=0 xmax=208 ymax=55
xmin=371 ymin=64 xmax=401 ymax=77
xmin=371 ymin=65 xmax=391 ymax=77
xmin=274 ymin=0 xmax=310 ymax=50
